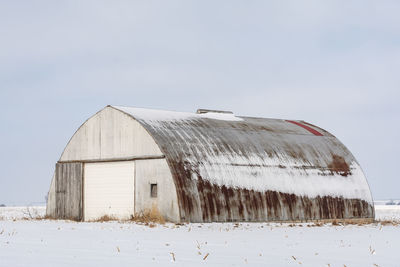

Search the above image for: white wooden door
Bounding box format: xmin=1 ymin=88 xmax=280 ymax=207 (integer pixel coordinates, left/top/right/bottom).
xmin=84 ymin=161 xmax=134 ymax=221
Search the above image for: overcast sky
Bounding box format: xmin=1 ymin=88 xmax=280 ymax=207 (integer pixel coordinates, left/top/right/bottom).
xmin=1 ymin=1 xmax=399 ymax=205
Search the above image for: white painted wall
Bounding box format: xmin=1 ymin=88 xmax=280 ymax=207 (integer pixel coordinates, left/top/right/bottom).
xmin=84 ymin=161 xmax=135 ymax=221
xmin=60 ymin=106 xmax=163 ymax=161
xmin=46 ymin=106 xmax=180 ymax=222
xmin=135 ymin=158 xmax=180 ymax=222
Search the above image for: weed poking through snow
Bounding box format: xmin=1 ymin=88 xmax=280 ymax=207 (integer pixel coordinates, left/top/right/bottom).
xmin=170 ymin=252 xmax=176 ymax=262
xmin=203 ymin=253 xmax=209 ymax=260
xmin=131 ymin=204 xmax=165 ymax=225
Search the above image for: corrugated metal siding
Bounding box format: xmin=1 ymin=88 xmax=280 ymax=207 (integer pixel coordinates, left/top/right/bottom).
xmin=113 ymin=106 xmax=374 ymax=222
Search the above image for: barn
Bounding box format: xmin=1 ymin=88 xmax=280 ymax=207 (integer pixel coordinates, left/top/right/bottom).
xmin=46 ymin=105 xmax=374 ymax=223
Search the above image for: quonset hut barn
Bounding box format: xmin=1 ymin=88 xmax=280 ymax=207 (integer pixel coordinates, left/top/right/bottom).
xmin=46 ymin=106 xmax=374 ymax=223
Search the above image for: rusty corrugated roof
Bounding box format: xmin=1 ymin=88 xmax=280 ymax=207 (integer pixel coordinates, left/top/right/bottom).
xmin=113 ymin=106 xmax=374 ymax=222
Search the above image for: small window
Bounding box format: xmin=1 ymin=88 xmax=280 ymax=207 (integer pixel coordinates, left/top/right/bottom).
xmin=150 ymin=184 xmax=157 ymax=198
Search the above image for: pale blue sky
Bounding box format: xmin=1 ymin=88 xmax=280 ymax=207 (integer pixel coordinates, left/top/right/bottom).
xmin=1 ymin=1 xmax=399 ymax=205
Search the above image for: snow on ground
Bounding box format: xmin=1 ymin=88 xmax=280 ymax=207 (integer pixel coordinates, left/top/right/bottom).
xmin=0 ymin=206 xmax=45 ymax=221
xmin=374 ymin=205 xmax=400 ymax=221
xmin=0 ymin=206 xmax=399 ymax=267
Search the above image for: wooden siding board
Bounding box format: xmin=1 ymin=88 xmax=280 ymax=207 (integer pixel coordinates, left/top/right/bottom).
xmin=55 ymin=162 xmax=82 ymax=220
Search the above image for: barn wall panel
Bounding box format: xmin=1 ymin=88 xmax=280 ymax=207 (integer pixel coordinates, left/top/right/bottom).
xmin=175 ymin=176 xmax=374 ymax=222
xmin=60 ymin=107 xmax=162 ymax=161
xmin=55 ymin=162 xmax=82 ymax=220
xmin=135 ymin=158 xmax=180 ymax=222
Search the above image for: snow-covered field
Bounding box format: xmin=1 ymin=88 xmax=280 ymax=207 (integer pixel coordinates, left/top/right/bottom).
xmin=1 ymin=206 xmax=399 ymax=267
xmin=374 ymin=205 xmax=400 ymax=221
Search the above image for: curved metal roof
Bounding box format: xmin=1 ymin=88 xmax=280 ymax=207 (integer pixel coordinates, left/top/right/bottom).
xmin=113 ymin=106 xmax=374 ymax=222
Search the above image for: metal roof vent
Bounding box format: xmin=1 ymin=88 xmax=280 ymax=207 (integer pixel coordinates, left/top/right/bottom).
xmin=196 ymin=109 xmax=233 ymax=114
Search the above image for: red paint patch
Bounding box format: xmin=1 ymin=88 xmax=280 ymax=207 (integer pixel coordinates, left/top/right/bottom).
xmin=286 ymin=120 xmax=323 ymax=136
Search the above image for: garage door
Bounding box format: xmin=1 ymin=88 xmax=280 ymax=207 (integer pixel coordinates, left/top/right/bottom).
xmin=84 ymin=161 xmax=135 ymax=221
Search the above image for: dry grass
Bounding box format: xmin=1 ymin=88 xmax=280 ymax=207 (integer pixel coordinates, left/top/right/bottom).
xmin=306 ymin=218 xmax=399 ymax=227
xmin=377 ymin=220 xmax=399 ymax=226
xmin=130 ymin=204 xmax=165 ymax=225
xmin=93 ymin=215 xmax=117 ymax=222
xmin=203 ymin=253 xmax=210 ymax=260
xmin=90 ymin=205 xmax=166 ymax=225
xmin=79 ymin=216 xmax=399 ymax=226
xmin=21 ymin=214 xmax=54 ymax=221
xmin=306 ymin=218 xmax=377 ymax=227
xmin=304 ymin=218 xmax=374 ymax=227
xmin=341 ymin=219 xmax=373 ymax=226
xmin=305 ymin=221 xmax=325 ymax=227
